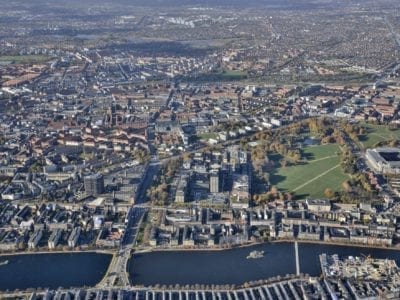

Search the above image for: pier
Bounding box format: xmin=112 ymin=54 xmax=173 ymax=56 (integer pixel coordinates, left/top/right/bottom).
xmin=295 ymin=240 xmax=300 ymax=276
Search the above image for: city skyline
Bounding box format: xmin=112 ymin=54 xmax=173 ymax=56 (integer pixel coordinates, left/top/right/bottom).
xmin=0 ymin=0 xmax=399 ymax=299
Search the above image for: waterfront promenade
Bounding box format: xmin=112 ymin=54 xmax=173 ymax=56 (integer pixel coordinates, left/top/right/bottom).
xmin=0 ymin=249 xmax=114 ymax=257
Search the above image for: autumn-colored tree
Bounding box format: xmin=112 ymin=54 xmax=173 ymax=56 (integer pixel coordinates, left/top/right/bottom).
xmin=280 ymin=159 xmax=287 ymax=168
xmin=342 ymin=180 xmax=352 ymax=192
xmin=182 ymin=152 xmax=191 ymax=161
xmin=324 ymin=188 xmax=335 ymax=199
xmin=285 ymin=192 xmax=293 ymax=201
xmin=270 ymin=186 xmax=279 ymax=195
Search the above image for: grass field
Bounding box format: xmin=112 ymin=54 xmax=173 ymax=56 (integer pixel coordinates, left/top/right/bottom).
xmin=220 ymin=70 xmax=248 ymax=80
xmin=359 ymin=123 xmax=400 ymax=149
xmin=197 ymin=133 xmax=218 ymax=140
xmin=269 ymin=144 xmax=349 ymax=199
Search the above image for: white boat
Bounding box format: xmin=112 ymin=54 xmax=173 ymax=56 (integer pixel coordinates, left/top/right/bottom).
xmin=246 ymin=250 xmax=264 ymax=259
xmin=0 ymin=260 xmax=9 ymax=266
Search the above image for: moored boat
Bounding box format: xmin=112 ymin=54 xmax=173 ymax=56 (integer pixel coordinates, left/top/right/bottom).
xmin=246 ymin=250 xmax=264 ymax=259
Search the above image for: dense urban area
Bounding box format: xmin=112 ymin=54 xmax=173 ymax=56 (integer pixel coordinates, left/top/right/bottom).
xmin=1 ymin=0 xmax=400 ymax=299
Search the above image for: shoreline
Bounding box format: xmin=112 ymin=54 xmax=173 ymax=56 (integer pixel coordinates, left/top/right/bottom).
xmin=0 ymin=249 xmax=114 ymax=257
xmin=134 ymin=239 xmax=400 ymax=254
xmin=2 ymin=238 xmax=398 ymax=257
xmin=275 ymin=239 xmax=400 ymax=251
xmin=134 ymin=242 xmax=263 ymax=254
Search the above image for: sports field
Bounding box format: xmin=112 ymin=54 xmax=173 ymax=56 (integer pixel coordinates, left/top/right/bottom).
xmin=269 ymin=144 xmax=349 ymax=199
xmin=359 ymin=123 xmax=400 ymax=149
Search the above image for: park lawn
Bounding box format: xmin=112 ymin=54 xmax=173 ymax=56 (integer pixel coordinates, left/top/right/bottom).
xmin=269 ymin=144 xmax=349 ymax=199
xmin=359 ymin=123 xmax=400 ymax=149
xmin=301 ymin=143 xmax=340 ymax=161
xmin=197 ymin=133 xmax=218 ymax=140
xmin=294 ymin=165 xmax=349 ymax=199
xmin=221 ymin=70 xmax=248 ymax=80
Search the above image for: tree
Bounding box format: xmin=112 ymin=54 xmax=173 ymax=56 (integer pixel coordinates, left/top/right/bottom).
xmin=270 ymin=186 xmax=278 ymax=195
xmin=324 ymin=188 xmax=334 ymax=199
xmin=280 ymin=159 xmax=288 ymax=168
xmin=388 ymin=135 xmax=398 ymax=147
xmin=182 ymin=152 xmax=191 ymax=161
xmin=285 ymin=192 xmax=293 ymax=201
xmin=263 ymin=173 xmax=270 ymax=182
xmin=17 ymin=241 xmax=26 ymax=251
xmin=321 ymin=136 xmax=335 ymax=144
xmin=308 ymin=119 xmax=320 ymax=135
xmin=342 ymin=180 xmax=352 ymax=192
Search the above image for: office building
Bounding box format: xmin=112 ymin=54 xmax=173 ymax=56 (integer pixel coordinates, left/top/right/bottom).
xmin=84 ymin=174 xmax=104 ymax=196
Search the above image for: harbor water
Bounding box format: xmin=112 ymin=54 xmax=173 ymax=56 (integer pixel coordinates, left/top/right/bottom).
xmin=130 ymin=242 xmax=400 ymax=286
xmin=0 ymin=252 xmax=111 ymax=291
xmin=2 ymin=243 xmax=400 ymax=291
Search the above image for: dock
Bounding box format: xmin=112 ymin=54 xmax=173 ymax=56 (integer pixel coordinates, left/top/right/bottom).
xmin=294 ymin=240 xmax=300 ymax=276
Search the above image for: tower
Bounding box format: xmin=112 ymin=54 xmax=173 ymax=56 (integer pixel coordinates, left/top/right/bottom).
xmin=84 ymin=173 xmax=104 ymax=196
xmin=107 ymin=103 xmax=116 ymax=127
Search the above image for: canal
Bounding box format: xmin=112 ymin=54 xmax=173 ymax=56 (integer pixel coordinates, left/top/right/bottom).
xmin=0 ymin=252 xmax=111 ymax=291
xmin=130 ymin=242 xmax=400 ymax=286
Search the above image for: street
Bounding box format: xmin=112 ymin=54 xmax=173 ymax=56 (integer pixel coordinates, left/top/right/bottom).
xmin=99 ymin=160 xmax=160 ymax=288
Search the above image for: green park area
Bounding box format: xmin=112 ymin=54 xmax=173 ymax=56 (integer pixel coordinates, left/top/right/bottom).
xmin=269 ymin=144 xmax=349 ymax=199
xmin=197 ymin=132 xmax=218 ymax=141
xmin=220 ymin=70 xmax=248 ymax=80
xmin=358 ymin=123 xmax=400 ymax=149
